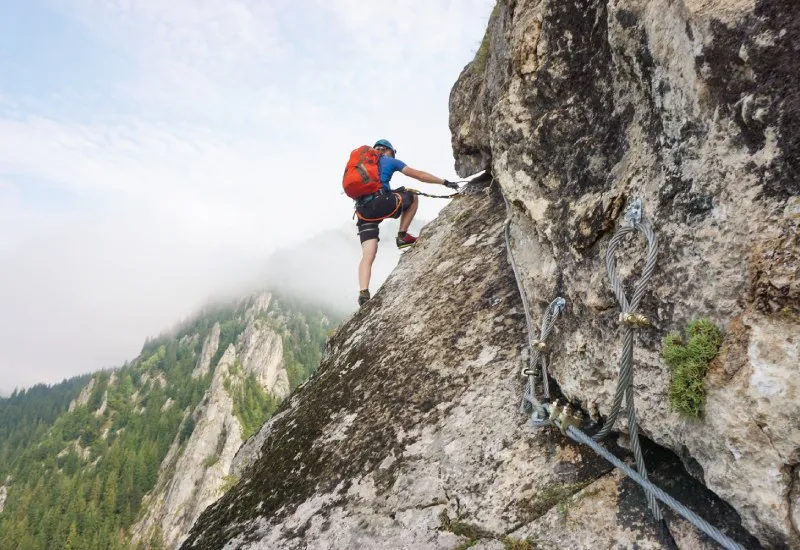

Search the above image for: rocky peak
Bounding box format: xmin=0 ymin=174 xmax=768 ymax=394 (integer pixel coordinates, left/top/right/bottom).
xmin=238 ymin=318 xmax=289 ymax=399
xmin=132 ymin=298 xmax=293 ymax=548
xmin=192 ymin=322 xmax=221 ymax=380
xmin=134 ymin=345 xmax=244 ymax=548
xmin=245 ymin=292 xmax=272 ymax=321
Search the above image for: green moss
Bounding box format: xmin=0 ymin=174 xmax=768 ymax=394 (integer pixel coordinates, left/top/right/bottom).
xmin=439 ymin=510 xmax=494 ymax=547
xmin=503 ymin=536 xmax=539 ymax=549
xmin=472 ymin=1 xmax=500 ymax=73
xmin=556 ymin=500 xmax=569 ymax=521
xmin=203 ymin=454 xmax=220 ymax=468
xmin=220 ymin=474 xmax=239 ymax=494
xmin=518 ymin=480 xmax=593 ymax=521
xmin=453 ymin=210 xmax=471 ymax=226
xmin=662 ymin=318 xmax=723 ymax=419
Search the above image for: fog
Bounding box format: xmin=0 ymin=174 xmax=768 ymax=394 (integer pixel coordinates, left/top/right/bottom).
xmin=0 ymin=213 xmax=432 ymax=395
xmin=0 ymin=0 xmax=495 ymax=395
xmin=261 ymin=217 xmax=428 ymax=315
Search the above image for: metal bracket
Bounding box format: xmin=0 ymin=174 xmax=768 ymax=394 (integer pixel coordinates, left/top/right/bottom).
xmin=557 ymin=409 xmax=582 ymax=435
xmin=624 ymin=198 xmax=643 ymax=226
xmin=548 ymin=399 xmax=561 ymax=422
xmin=531 ymin=402 xmax=551 ymax=427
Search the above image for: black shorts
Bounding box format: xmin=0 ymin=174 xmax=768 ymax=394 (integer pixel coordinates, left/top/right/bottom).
xmin=356 ymin=190 xmax=415 ymax=243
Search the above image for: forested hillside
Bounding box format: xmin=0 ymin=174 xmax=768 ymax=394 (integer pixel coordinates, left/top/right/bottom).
xmin=0 ymin=291 xmax=337 ymax=549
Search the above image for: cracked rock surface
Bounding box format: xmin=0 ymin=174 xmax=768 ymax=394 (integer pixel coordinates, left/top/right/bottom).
xmin=450 ymin=0 xmax=799 ymax=546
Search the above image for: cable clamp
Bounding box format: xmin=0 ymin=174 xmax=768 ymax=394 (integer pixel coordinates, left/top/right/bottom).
xmin=549 ymin=400 xmax=583 ymax=434
xmin=521 ymin=366 xmax=536 ymax=377
xmin=532 ymin=339 xmax=547 ymax=351
xmin=619 ymin=312 xmax=650 ymax=328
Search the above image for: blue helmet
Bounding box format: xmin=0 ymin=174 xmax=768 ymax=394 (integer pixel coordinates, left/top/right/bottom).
xmin=373 ymin=139 xmax=396 ymax=155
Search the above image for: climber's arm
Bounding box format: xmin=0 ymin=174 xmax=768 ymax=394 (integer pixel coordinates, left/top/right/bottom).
xmin=401 ymin=166 xmax=446 ymax=185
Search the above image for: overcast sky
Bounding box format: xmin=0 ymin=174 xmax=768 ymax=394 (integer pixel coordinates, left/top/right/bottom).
xmin=0 ymin=0 xmax=495 ymax=394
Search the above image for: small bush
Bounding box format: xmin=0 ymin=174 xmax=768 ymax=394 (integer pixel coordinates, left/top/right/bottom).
xmin=662 ymin=318 xmax=723 ymax=419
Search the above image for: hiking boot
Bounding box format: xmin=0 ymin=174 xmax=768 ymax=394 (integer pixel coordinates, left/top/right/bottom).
xmin=358 ymin=290 xmax=370 ymax=307
xmin=396 ymin=233 xmax=417 ymax=249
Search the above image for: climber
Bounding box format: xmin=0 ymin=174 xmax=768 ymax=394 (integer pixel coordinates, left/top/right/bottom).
xmin=348 ymin=139 xmax=458 ymax=307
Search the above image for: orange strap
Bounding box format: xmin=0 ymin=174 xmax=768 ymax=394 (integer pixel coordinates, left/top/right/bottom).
xmin=355 ymin=192 xmax=402 ymax=222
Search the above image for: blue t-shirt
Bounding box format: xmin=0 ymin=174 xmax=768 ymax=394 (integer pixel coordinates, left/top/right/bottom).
xmin=378 ymin=156 xmax=407 ymax=191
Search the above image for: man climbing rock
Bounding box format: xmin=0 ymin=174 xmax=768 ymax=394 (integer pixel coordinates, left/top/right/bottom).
xmin=345 ymin=139 xmax=457 ymax=307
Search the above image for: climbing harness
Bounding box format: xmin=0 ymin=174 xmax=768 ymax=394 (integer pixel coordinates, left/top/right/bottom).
xmin=353 ymin=178 xmax=472 ymax=222
xmin=354 ymin=192 xmax=402 ymax=222
xmin=501 ymin=188 xmax=744 ymax=550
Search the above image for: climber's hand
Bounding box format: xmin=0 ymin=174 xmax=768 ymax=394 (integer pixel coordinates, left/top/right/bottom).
xmin=443 ymin=180 xmax=459 ymax=190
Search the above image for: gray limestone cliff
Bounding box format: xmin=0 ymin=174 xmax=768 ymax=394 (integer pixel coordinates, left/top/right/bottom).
xmin=448 ymin=0 xmax=799 ymax=546
xmin=182 ymin=0 xmax=797 ymax=548
xmin=192 ymin=322 xmax=221 ymax=380
xmin=132 ymin=294 xmax=292 ymax=548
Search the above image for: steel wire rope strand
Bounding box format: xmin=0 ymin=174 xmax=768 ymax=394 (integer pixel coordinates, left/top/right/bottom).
xmin=592 ymin=205 xmax=662 ymax=521
xmin=500 ymin=189 xmax=537 ymax=411
xmin=500 ymin=188 xmax=563 ymax=417
xmin=564 ymin=425 xmax=745 ymax=550
xmin=592 ymin=218 xmax=658 ymax=440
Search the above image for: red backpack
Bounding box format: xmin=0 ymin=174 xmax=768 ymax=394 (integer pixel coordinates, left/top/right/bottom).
xmin=342 ymin=146 xmax=382 ymax=199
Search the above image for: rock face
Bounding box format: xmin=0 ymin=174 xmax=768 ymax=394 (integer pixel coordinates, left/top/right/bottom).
xmin=449 ymin=0 xmax=799 ymax=546
xmin=134 ymin=346 xmax=244 ymax=548
xmin=133 ymin=305 xmax=292 ymax=548
xmin=182 ymin=184 xmax=758 ymax=550
xmin=238 ymin=320 xmax=290 ymax=399
xmin=246 ymin=292 xmax=272 ymax=321
xmin=67 ymin=377 xmax=95 ymax=412
xmin=193 ymin=322 xmax=221 ymax=379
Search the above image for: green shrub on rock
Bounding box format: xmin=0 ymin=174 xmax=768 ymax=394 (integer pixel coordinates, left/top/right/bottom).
xmin=662 ymin=318 xmax=723 ymax=419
